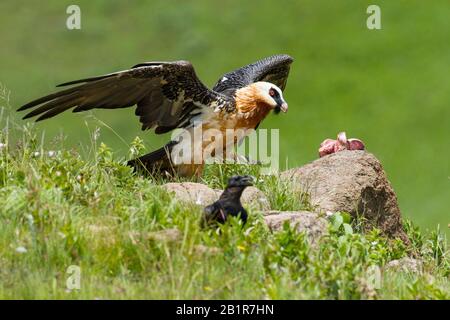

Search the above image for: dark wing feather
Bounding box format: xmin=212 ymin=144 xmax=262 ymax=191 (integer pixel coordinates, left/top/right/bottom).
xmin=18 ymin=61 xmax=221 ymax=133
xmin=203 ymin=202 xmax=227 ymax=224
xmin=212 ymin=54 xmax=293 ymax=96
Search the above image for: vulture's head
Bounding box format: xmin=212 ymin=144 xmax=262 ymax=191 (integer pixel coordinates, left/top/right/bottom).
xmin=235 ymin=82 xmax=288 ymax=114
xmin=253 ymin=82 xmax=288 ymax=114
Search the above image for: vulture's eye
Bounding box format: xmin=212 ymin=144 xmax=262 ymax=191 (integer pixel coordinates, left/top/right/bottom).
xmin=269 ymin=88 xmax=276 ymax=97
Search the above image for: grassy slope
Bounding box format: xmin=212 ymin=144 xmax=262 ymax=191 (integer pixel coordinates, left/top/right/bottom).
xmin=0 ymin=0 xmax=449 ymax=236
xmin=0 ymin=124 xmax=448 ymax=299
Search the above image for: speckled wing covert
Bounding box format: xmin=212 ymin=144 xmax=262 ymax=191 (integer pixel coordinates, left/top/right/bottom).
xmin=18 ymin=61 xmax=224 ymax=134
xmin=212 ymin=54 xmax=294 ymax=96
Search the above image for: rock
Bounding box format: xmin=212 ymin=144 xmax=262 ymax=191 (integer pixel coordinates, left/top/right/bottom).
xmin=87 ymin=224 xmax=116 ymax=246
xmin=386 ymin=257 xmax=423 ymax=274
xmin=87 ymin=224 xmax=111 ymax=235
xmin=163 ymin=182 xmax=218 ymax=206
xmin=263 ymin=211 xmax=328 ymax=243
xmin=242 ymin=187 xmax=271 ymax=210
xmin=281 ymin=150 xmax=408 ymax=243
xmin=147 ymin=228 xmax=182 ymax=242
xmin=163 ymin=182 xmax=270 ymax=210
xmin=193 ymin=245 xmax=222 ymax=255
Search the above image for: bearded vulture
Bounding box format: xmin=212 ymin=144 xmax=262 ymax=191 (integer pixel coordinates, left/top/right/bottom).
xmin=18 ymin=54 xmax=293 ymax=177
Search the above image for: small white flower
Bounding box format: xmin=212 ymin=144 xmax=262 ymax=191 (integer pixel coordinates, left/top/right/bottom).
xmin=16 ymin=246 xmax=27 ymax=253
xmin=33 ymin=151 xmax=40 ymax=157
xmin=0 ymin=142 xmax=6 ymax=150
xmin=326 ymin=211 xmax=335 ymax=217
xmin=371 ymin=241 xmax=378 ymax=246
xmin=48 ymin=150 xmax=56 ymax=157
xmin=56 ymin=171 xmax=62 ymax=177
xmin=76 ymin=175 xmax=82 ymax=181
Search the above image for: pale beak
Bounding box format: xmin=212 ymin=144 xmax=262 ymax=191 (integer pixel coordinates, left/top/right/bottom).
xmin=279 ymin=102 xmax=288 ymax=113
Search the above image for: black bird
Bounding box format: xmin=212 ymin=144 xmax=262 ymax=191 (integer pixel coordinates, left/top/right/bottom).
xmin=202 ymin=175 xmax=254 ymax=226
xmin=18 ymin=55 xmax=293 ymax=178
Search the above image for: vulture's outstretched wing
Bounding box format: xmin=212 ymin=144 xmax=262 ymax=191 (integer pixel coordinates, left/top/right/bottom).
xmin=18 ymin=61 xmax=221 ymax=134
xmin=212 ymin=54 xmax=293 ymax=96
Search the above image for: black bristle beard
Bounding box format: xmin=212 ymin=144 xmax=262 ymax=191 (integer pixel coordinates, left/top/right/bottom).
xmin=274 ymin=106 xmax=281 ymax=114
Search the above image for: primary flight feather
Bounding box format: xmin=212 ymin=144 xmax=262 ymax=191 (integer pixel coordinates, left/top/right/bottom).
xmin=19 ymin=54 xmax=293 ymax=177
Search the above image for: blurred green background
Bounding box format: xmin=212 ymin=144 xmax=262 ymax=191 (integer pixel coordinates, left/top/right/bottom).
xmin=0 ymin=0 xmax=448 ymax=236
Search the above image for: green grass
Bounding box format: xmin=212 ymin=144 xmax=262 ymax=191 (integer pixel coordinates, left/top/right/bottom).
xmin=1 ymin=0 xmax=449 ymax=236
xmin=0 ymin=123 xmax=448 ymax=299
xmin=0 ymin=0 xmax=449 ymax=299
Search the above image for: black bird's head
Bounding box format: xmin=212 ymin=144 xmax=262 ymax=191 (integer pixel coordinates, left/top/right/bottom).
xmin=226 ymin=175 xmax=254 ymax=188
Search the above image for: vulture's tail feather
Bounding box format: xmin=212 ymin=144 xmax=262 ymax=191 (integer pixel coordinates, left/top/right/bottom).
xmin=127 ymin=141 xmax=177 ymax=176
